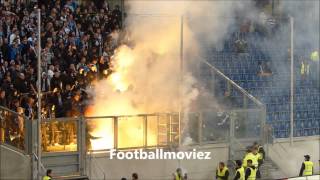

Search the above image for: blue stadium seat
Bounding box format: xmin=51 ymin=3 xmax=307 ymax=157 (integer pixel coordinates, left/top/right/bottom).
xmin=206 ymin=41 xmax=320 ymax=138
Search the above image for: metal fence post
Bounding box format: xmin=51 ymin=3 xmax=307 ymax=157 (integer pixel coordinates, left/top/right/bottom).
xmin=79 ymin=116 xmax=86 ymax=176
xmin=198 ymin=112 xmax=202 ymax=145
xmin=229 ymin=110 xmax=235 ymax=160
xmin=114 ymin=117 xmax=118 ymax=149
xmin=24 ymin=118 xmax=31 ymax=154
xmin=144 ymin=115 xmax=148 ymax=148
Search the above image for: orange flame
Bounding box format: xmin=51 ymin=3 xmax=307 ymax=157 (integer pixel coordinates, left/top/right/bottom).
xmin=86 ymin=45 xmax=157 ymax=150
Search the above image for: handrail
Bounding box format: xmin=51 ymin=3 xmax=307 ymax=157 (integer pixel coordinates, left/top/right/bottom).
xmin=0 ymin=143 xmax=29 ymax=156
xmin=85 ymin=112 xmax=178 ymax=119
xmin=0 ymin=106 xmax=29 ymax=120
xmin=267 ymin=146 xmax=289 ymax=178
xmin=33 ymin=153 xmax=46 ymax=172
xmin=201 ymin=59 xmax=265 ymax=108
xmin=39 ymin=112 xmax=178 ymax=122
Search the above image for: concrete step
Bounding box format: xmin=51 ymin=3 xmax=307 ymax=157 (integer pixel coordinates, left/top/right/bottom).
xmin=258 ymin=159 xmax=286 ymax=180
xmin=54 ymin=175 xmax=89 ymax=180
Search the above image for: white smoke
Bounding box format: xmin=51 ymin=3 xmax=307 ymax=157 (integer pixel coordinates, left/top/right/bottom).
xmin=88 ymin=0 xmax=256 ymax=145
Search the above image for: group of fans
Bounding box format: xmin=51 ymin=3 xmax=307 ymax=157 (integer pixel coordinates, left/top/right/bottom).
xmin=0 ymin=0 xmax=123 ymax=148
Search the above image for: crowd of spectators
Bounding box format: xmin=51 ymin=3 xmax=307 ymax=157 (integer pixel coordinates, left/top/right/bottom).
xmin=0 ymin=0 xmax=122 ymax=118
xmin=0 ymin=0 xmax=122 ymax=145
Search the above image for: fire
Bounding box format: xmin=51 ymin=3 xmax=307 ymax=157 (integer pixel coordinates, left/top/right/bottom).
xmin=85 ymin=16 xmax=194 ymax=151
xmin=109 ymin=73 xmax=128 ymax=92
xmin=86 ymin=45 xmax=158 ymax=151
xmin=107 ymin=46 xmax=135 ymax=92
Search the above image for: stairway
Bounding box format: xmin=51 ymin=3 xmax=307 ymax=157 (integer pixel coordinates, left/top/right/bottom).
xmin=54 ymin=175 xmax=89 ymax=180
xmin=260 ymin=157 xmax=286 ymax=180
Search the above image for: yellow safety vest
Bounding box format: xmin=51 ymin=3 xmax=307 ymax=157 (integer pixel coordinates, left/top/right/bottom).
xmin=303 ymin=161 xmax=313 ymax=176
xmin=217 ymin=166 xmax=228 ymax=180
xmin=258 ymin=152 xmax=263 ymax=160
xmin=257 ymin=146 xmax=263 ymax=160
xmin=236 ymin=166 xmax=245 ymax=180
xmin=247 ymin=167 xmax=256 ymax=180
xmin=174 ymin=172 xmax=182 ymax=180
xmin=243 ymin=153 xmax=259 ymax=168
xmin=301 ymin=62 xmax=310 ymax=75
xmin=43 ymin=176 xmax=51 ymax=180
xmin=311 ymin=51 xmax=319 ymax=62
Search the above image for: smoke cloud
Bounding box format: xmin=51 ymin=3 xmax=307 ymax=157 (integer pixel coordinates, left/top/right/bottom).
xmin=86 ymin=0 xmax=257 ymax=148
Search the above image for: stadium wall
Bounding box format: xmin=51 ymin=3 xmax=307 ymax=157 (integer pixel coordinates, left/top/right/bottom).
xmin=0 ymin=144 xmax=32 ymax=180
xmin=86 ymin=143 xmax=229 ymax=180
xmin=86 ymin=137 xmax=320 ymax=179
xmin=267 ymin=136 xmax=320 ymax=177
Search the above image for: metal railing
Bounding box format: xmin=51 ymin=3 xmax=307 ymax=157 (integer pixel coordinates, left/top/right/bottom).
xmin=41 ymin=117 xmax=79 ymax=152
xmin=197 ymin=58 xmax=267 ymax=161
xmin=1 ymin=109 xmax=266 ymax=154
xmin=200 ymin=58 xmax=265 ymax=106
xmin=86 ymin=113 xmax=180 ymax=151
xmin=0 ymin=106 xmax=31 ymax=153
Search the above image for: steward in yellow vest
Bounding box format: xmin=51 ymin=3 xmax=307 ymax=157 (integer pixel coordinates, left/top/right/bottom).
xmin=216 ymin=162 xmax=229 ymax=180
xmin=310 ymin=51 xmax=319 ymax=62
xmin=173 ymin=168 xmax=182 ymax=180
xmin=234 ymin=160 xmax=245 ymax=180
xmin=43 ymin=169 xmax=52 ymax=180
xmin=243 ymin=148 xmax=259 ymax=169
xmin=245 ymin=160 xmax=257 ymax=180
xmin=299 ymin=155 xmax=314 ymax=176
xmin=301 ymin=60 xmax=310 ymax=76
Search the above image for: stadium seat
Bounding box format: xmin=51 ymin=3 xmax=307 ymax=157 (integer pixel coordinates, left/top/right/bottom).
xmin=207 ymin=36 xmax=320 ymax=138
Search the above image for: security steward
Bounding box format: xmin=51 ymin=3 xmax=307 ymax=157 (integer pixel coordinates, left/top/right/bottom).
xmin=234 ymin=160 xmax=245 ymax=180
xmin=245 ymin=159 xmax=256 ymax=180
xmin=43 ymin=169 xmax=52 ymax=180
xmin=216 ymin=162 xmax=229 ymax=180
xmin=253 ymin=142 xmax=265 ymax=163
xmin=173 ymin=168 xmax=183 ymax=180
xmin=243 ymin=147 xmax=259 ymax=169
xmin=299 ymin=155 xmax=313 ymax=176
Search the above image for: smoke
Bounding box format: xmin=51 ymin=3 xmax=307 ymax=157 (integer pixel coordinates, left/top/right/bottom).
xmin=87 ymin=0 xmax=256 ymax=148
xmin=248 ymin=1 xmax=319 ymax=176
xmin=282 ymin=0 xmax=319 ymax=50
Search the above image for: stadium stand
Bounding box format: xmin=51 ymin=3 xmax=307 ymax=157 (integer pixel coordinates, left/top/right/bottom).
xmin=204 ymin=31 xmax=320 ymax=138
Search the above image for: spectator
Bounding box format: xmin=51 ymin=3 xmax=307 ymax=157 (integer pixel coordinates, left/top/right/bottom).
xmin=9 ymin=29 xmax=20 ymax=45
xmin=257 ymin=61 xmax=272 ymax=76
xmin=235 ymin=38 xmax=248 ymax=53
xmin=8 ymin=40 xmax=19 ymax=61
xmin=24 ymin=96 xmax=35 ymax=120
xmin=221 ymin=91 xmax=236 ymax=108
xmin=0 ymin=0 xmax=122 ymax=149
xmin=0 ymin=89 xmax=7 ymax=107
xmin=41 ymin=72 xmax=50 ymax=92
xmin=50 ymin=88 xmax=65 ymax=118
